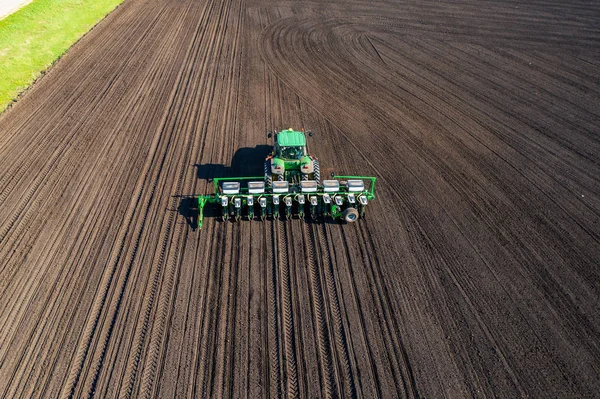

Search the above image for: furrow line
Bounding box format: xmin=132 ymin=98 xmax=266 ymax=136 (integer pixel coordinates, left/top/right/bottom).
xmin=302 ymin=221 xmax=337 ymax=398
xmin=276 ymin=221 xmax=299 ymax=399
xmin=357 ymin=221 xmax=421 ymax=398
xmin=198 ymin=223 xmax=229 ymax=398
xmin=317 ymin=224 xmax=357 ymax=399
xmin=337 ymin=226 xmax=383 ymax=398
xmin=266 ymin=221 xmax=283 ymax=398
xmin=188 ymin=219 xmax=220 ymax=398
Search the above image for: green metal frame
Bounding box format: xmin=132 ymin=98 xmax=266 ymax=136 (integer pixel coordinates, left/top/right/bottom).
xmin=196 ymin=175 xmax=376 ymax=229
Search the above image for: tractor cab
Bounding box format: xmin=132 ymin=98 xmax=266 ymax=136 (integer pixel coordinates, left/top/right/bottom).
xmin=266 ymin=128 xmax=317 ymax=184
xmin=275 ymin=129 xmax=307 ymax=160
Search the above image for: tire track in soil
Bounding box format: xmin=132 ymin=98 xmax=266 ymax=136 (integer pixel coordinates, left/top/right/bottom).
xmin=209 ymin=5 xmax=247 ymax=397
xmin=192 ymin=3 xmax=247 ymax=395
xmin=302 ymin=222 xmax=338 ymax=399
xmin=264 ymin=22 xmax=420 ymax=395
xmin=194 ymin=225 xmax=228 ymax=398
xmin=187 ymin=225 xmax=222 ymax=399
xmin=265 ymin=221 xmax=283 ymax=398
xmin=334 ymin=225 xmax=384 ymax=398
xmin=276 ymin=221 xmax=299 ymax=399
xmin=261 ymin=21 xmax=421 ymax=395
xmin=181 ymin=0 xmax=249 ymax=389
xmin=315 ymin=224 xmax=358 ymax=399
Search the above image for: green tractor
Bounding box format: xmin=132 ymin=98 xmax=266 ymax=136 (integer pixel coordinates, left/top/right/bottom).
xmin=196 ymin=128 xmax=376 ymax=228
xmin=265 ymin=128 xmax=320 ymax=186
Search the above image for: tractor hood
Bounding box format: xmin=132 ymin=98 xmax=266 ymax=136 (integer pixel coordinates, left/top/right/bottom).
xmin=277 ymin=129 xmax=306 ymax=147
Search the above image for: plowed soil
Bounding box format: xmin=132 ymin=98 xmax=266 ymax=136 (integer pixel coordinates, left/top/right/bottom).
xmin=1 ymin=0 xmax=599 ymax=397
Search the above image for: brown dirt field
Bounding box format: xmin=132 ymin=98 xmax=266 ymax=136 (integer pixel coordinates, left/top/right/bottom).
xmin=1 ymin=0 xmax=599 ymax=397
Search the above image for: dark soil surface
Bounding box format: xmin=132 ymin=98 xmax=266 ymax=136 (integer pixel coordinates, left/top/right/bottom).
xmin=0 ymin=0 xmax=599 ymax=397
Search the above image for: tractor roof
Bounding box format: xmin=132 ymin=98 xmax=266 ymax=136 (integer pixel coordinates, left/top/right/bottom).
xmin=277 ymin=129 xmax=306 ymax=147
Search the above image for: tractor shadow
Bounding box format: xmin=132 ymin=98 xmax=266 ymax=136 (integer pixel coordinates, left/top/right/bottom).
xmin=175 ymin=145 xmax=272 ymax=230
xmin=194 ymin=145 xmax=272 ymax=180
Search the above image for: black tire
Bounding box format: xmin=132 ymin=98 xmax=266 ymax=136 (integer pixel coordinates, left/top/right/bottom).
xmin=342 ymin=207 xmax=359 ymax=223
xmin=301 ymin=173 xmax=308 ymax=181
xmin=313 ymin=159 xmax=320 ymax=184
xmin=264 ymin=161 xmax=272 ymax=188
xmin=277 ymin=174 xmax=285 ymax=181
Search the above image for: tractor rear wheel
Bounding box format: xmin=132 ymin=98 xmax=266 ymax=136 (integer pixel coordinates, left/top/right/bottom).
xmin=313 ymin=160 xmax=320 ymax=184
xmin=342 ymin=207 xmax=359 ymax=223
xmin=264 ymin=161 xmax=272 ymax=188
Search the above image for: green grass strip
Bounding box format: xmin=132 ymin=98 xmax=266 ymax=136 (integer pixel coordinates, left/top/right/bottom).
xmin=0 ymin=0 xmax=124 ymax=112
